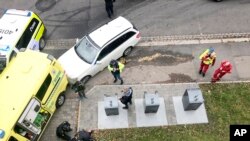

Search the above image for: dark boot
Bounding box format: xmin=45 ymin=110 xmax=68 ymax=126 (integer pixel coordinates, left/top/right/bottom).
xmin=123 ymin=106 xmax=128 ymax=109
xmin=120 ymin=80 xmax=123 ymax=85
xmin=202 ymin=72 xmax=205 ymax=77
xmin=199 ymin=70 xmax=202 ymax=74
xmin=113 ymin=79 xmax=117 ymax=83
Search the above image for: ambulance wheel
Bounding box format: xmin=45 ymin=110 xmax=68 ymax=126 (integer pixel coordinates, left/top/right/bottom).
xmin=81 ymin=75 xmax=91 ymax=84
xmin=123 ymin=47 xmax=132 ymax=57
xmin=56 ymin=92 xmax=65 ymax=108
xmin=39 ymin=37 xmax=46 ymax=50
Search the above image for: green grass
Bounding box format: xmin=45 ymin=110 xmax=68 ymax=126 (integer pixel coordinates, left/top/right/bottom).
xmin=93 ymin=83 xmax=250 ymax=141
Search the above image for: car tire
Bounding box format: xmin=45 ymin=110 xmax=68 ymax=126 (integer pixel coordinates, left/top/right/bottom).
xmin=39 ymin=37 xmax=46 ymax=51
xmin=81 ymin=75 xmax=91 ymax=84
xmin=56 ymin=92 xmax=66 ymax=108
xmin=123 ymin=47 xmax=133 ymax=57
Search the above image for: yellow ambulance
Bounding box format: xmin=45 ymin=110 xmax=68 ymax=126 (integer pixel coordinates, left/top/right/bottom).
xmin=0 ymin=50 xmax=68 ymax=141
xmin=0 ymin=9 xmax=46 ymax=72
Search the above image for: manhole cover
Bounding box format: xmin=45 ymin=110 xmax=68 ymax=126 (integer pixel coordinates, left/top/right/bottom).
xmin=35 ymin=0 xmax=56 ymax=12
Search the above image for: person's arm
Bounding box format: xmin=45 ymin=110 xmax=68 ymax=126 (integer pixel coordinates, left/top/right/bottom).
xmin=212 ymin=57 xmax=216 ymax=66
xmin=108 ymin=65 xmax=113 ymax=72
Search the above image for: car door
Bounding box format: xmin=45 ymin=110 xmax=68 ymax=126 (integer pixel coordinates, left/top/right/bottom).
xmin=90 ymin=45 xmax=114 ymax=75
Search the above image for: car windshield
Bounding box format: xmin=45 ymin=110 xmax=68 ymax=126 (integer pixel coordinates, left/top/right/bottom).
xmin=74 ymin=36 xmax=100 ymax=64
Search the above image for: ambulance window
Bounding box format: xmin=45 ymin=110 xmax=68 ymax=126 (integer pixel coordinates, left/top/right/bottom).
xmin=36 ymin=74 xmax=52 ymax=101
xmin=16 ymin=18 xmax=39 ymax=49
xmin=8 ymin=136 xmax=18 ymax=141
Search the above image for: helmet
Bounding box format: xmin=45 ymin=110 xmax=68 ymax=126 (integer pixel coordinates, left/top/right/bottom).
xmin=209 ymin=47 xmax=214 ymax=53
xmin=110 ymin=60 xmax=117 ymax=66
xmin=223 ymin=61 xmax=230 ymax=66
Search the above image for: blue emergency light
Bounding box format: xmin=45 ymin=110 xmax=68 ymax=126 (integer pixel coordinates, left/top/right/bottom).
xmin=0 ymin=129 xmax=5 ymax=138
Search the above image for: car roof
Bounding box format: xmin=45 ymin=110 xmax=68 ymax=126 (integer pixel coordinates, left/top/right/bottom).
xmin=88 ymin=16 xmax=133 ymax=47
xmin=0 ymin=9 xmax=33 ymax=46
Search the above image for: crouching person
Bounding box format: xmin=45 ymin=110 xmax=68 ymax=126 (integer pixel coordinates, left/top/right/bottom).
xmin=56 ymin=121 xmax=73 ymax=141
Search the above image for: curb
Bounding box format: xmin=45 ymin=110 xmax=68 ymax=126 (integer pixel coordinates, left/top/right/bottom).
xmin=45 ymin=32 xmax=250 ymax=49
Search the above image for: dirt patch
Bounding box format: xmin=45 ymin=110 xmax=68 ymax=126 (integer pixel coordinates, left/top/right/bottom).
xmin=126 ymin=49 xmax=194 ymax=67
xmin=155 ymin=73 xmax=195 ymax=83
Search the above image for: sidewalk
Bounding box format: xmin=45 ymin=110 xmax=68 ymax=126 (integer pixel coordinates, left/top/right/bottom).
xmin=41 ymin=36 xmax=250 ymax=141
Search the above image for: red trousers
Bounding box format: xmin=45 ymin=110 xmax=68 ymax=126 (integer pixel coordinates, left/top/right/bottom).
xmin=212 ymin=68 xmax=227 ymax=82
xmin=199 ymin=61 xmax=210 ymax=74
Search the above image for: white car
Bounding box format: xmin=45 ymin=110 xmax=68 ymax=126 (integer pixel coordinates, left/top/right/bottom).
xmin=58 ymin=16 xmax=141 ymax=84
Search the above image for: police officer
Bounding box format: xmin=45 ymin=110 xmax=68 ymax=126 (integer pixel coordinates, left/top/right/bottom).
xmin=73 ymin=81 xmax=87 ymax=99
xmin=108 ymin=60 xmax=124 ymax=85
xmin=120 ymin=87 xmax=133 ymax=109
xmin=56 ymin=121 xmax=72 ymax=141
xmin=105 ymin=0 xmax=116 ymax=18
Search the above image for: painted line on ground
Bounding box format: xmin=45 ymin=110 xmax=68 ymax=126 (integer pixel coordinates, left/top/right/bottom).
xmin=45 ymin=33 xmax=250 ymax=49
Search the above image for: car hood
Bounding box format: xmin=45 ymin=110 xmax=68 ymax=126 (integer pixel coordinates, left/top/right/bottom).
xmin=58 ymin=47 xmax=91 ymax=81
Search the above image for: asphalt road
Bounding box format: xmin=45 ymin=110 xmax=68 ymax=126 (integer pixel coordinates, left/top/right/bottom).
xmin=1 ymin=0 xmax=250 ymax=40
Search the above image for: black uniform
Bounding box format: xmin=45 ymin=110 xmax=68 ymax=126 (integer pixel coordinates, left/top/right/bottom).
xmin=71 ymin=130 xmax=94 ymax=141
xmin=120 ymin=87 xmax=133 ymax=109
xmin=105 ymin=0 xmax=115 ymax=18
xmin=72 ymin=81 xmax=86 ymax=99
xmin=56 ymin=121 xmax=72 ymax=141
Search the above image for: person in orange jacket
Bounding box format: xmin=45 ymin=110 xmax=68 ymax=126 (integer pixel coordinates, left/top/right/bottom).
xmin=199 ymin=47 xmax=216 ymax=77
xmin=211 ymin=60 xmax=232 ymax=83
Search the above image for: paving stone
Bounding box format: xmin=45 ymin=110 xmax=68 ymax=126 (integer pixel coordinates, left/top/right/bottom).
xmin=173 ymin=96 xmax=208 ymax=125
xmin=135 ymin=98 xmax=168 ymax=127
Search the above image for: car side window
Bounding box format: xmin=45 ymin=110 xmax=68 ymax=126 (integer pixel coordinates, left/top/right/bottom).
xmin=97 ymin=46 xmax=112 ymax=61
xmin=97 ymin=31 xmax=136 ymax=61
xmin=16 ymin=18 xmax=39 ymax=49
xmin=122 ymin=31 xmax=136 ymax=42
xmin=36 ymin=74 xmax=52 ymax=101
xmin=111 ymin=31 xmax=136 ymax=49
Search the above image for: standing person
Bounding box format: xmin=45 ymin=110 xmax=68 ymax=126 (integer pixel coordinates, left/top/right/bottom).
xmin=104 ymin=0 xmax=115 ymax=18
xmin=108 ymin=59 xmax=124 ymax=85
xmin=72 ymin=81 xmax=87 ymax=99
xmin=56 ymin=121 xmax=73 ymax=141
xmin=211 ymin=60 xmax=232 ymax=83
xmin=199 ymin=47 xmax=216 ymax=77
xmin=120 ymin=87 xmax=133 ymax=109
xmin=70 ymin=129 xmax=95 ymax=141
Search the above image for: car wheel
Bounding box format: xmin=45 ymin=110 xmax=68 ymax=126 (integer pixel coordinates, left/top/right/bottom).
xmin=123 ymin=47 xmax=133 ymax=57
xmin=81 ymin=75 xmax=91 ymax=84
xmin=39 ymin=37 xmax=46 ymax=50
xmin=56 ymin=92 xmax=65 ymax=108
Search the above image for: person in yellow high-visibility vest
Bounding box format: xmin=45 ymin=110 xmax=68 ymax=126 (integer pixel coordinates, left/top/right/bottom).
xmin=108 ymin=59 xmax=125 ymax=85
xmin=199 ymin=47 xmax=216 ymax=77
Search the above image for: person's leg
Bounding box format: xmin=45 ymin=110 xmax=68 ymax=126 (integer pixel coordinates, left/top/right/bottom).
xmin=116 ymin=73 xmax=123 ymax=84
xmin=79 ymin=90 xmax=87 ymax=98
xmin=128 ymin=96 xmax=132 ymax=104
xmin=123 ymin=102 xmax=128 ymax=109
xmin=199 ymin=61 xmax=204 ymax=74
xmin=112 ymin=72 xmax=117 ymax=83
xmin=202 ymin=64 xmax=209 ymax=77
xmin=218 ymin=72 xmax=226 ymax=79
xmin=105 ymin=6 xmax=111 ymax=18
xmin=110 ymin=5 xmax=114 ymax=14
xmin=212 ymin=69 xmax=220 ymax=79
